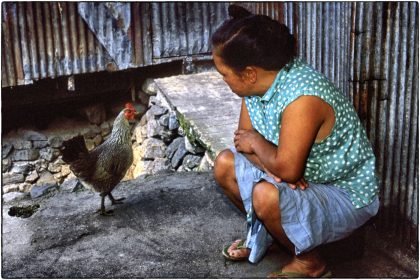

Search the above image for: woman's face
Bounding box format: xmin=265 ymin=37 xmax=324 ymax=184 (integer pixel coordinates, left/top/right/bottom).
xmin=212 ymin=50 xmax=253 ymax=97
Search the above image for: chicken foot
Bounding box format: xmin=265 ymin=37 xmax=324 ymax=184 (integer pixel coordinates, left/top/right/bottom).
xmin=96 ymin=193 xmax=126 ymax=216
xmin=108 ymin=193 xmax=126 ymax=205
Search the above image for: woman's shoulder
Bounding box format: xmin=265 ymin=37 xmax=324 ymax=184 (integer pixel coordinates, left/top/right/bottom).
xmin=286 ymin=59 xmax=330 ymax=88
xmin=281 ymin=59 xmax=342 ymax=103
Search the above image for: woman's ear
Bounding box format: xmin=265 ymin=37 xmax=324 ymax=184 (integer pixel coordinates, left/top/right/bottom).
xmin=242 ymin=66 xmax=257 ymax=84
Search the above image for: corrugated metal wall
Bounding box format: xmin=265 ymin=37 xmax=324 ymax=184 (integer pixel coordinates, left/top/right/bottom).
xmin=289 ymin=2 xmax=353 ymax=96
xmin=150 ymin=2 xmax=228 ymax=58
xmin=281 ymin=2 xmax=419 ymax=250
xmin=1 ymin=2 xmax=114 ymax=87
xmin=1 ymin=2 xmax=228 ymax=87
xmin=1 ymin=1 xmax=418 ymax=250
xmin=354 ymin=2 xmax=419 ymax=247
xmin=77 ymin=2 xmax=133 ymax=70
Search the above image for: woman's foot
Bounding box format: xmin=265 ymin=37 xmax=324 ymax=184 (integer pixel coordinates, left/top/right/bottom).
xmin=268 ymin=253 xmax=327 ymax=278
xmin=222 ymin=239 xmax=250 ymax=261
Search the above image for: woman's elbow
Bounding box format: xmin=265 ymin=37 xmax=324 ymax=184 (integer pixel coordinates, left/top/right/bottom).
xmin=280 ymin=173 xmax=302 ymax=184
xmin=273 ymin=163 xmax=304 ymax=183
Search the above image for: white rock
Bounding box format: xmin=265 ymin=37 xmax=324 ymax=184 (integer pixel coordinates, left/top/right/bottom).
xmin=198 ymin=152 xmax=214 ymax=171
xmin=25 ymin=170 xmax=39 ymax=183
xmin=2 ymin=191 xmax=29 ymax=203
xmin=132 ymin=160 xmax=153 ymax=178
xmin=37 ymin=171 xmax=56 ymax=185
xmin=139 ymin=138 xmax=167 ymax=160
xmin=3 ymin=173 xmax=25 ymax=185
xmin=11 ymin=162 xmax=32 ymax=175
xmin=133 ymin=123 xmax=147 ymax=145
xmin=141 ymin=78 xmax=158 ymax=96
xmin=147 ymin=119 xmax=165 ymax=138
xmin=60 ymin=165 xmax=71 ymax=177
xmin=13 ymin=140 xmax=32 ymax=150
xmin=3 ymin=184 xmax=19 ymax=193
xmin=48 ymin=162 xmax=62 ymax=173
xmin=18 ymin=183 xmax=32 ymax=192
xmin=185 ymin=137 xmax=205 ymax=155
xmin=149 ymin=158 xmax=170 ymax=174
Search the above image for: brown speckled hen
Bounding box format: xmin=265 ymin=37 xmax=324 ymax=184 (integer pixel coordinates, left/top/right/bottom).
xmin=61 ymin=103 xmax=136 ymax=215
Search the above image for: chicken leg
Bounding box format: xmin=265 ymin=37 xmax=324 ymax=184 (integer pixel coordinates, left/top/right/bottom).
xmin=98 ymin=193 xmax=113 ymax=216
xmin=108 ymin=193 xmax=125 ymax=205
xmin=97 ymin=193 xmax=126 ymax=216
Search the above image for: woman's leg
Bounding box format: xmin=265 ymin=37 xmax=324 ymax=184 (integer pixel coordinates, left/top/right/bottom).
xmin=252 ymin=181 xmax=327 ymax=277
xmin=214 ymin=149 xmax=249 ymax=259
xmin=214 ymin=149 xmax=245 ymax=213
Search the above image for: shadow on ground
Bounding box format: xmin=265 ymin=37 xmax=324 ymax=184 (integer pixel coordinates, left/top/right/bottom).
xmin=2 ymin=171 xmax=418 ymax=278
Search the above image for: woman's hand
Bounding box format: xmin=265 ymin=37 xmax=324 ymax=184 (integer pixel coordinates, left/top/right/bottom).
xmin=234 ymin=129 xmax=263 ymax=154
xmin=235 ymin=129 xmax=309 ymax=190
xmin=264 ymin=168 xmax=282 ymax=183
xmin=265 ymin=168 xmax=308 ymax=190
xmin=287 ymin=177 xmax=309 ymax=190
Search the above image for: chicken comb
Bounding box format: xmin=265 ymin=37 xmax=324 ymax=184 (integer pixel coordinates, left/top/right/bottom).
xmin=125 ymin=102 xmax=135 ymax=110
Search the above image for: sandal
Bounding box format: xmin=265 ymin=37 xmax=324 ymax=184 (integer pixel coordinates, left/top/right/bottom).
xmin=222 ymin=239 xmax=250 ymax=261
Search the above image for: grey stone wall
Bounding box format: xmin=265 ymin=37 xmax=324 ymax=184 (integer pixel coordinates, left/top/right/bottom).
xmin=2 ymin=119 xmax=113 ymax=197
xmin=126 ymin=79 xmax=213 ymax=179
xmin=1 ymin=78 xmax=213 ymax=199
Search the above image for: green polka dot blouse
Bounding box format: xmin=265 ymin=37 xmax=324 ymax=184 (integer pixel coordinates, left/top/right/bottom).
xmin=245 ymin=58 xmax=379 ymax=208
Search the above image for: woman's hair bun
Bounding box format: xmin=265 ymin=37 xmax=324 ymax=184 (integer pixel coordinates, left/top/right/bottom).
xmin=228 ymin=4 xmax=252 ymax=19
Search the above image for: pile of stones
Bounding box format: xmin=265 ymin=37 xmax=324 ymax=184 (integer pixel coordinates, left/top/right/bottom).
xmin=2 ymin=120 xmax=114 ymax=199
xmin=126 ymin=79 xmax=213 ymax=179
xmin=1 ymin=78 xmax=213 ymax=200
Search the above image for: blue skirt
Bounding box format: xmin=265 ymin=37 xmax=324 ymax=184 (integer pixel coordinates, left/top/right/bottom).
xmin=231 ymin=148 xmax=379 ymax=263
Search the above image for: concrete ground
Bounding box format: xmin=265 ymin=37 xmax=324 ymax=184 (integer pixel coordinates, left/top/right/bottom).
xmin=2 ymin=171 xmax=418 ymax=278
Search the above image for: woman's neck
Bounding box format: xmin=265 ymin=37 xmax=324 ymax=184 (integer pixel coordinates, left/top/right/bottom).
xmin=252 ymin=68 xmax=279 ymax=96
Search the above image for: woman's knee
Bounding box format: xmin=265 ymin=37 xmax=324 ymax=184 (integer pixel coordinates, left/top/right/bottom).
xmin=213 ymin=149 xmax=235 ymax=184
xmin=252 ymin=181 xmax=279 ymax=221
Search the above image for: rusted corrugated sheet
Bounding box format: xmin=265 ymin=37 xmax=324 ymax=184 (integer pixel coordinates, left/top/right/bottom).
xmin=285 ymin=2 xmax=418 ymax=249
xmin=1 ymin=2 xmax=227 ymax=87
xmin=1 ymin=2 xmax=117 ymax=87
xmin=78 ymin=2 xmax=132 ymax=70
xmin=131 ymin=2 xmax=153 ymax=66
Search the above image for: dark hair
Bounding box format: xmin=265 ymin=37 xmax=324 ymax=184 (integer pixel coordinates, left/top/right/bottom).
xmin=212 ymin=5 xmax=296 ymax=72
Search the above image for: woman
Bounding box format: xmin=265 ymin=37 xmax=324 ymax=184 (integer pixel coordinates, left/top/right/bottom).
xmin=212 ymin=5 xmax=379 ymax=278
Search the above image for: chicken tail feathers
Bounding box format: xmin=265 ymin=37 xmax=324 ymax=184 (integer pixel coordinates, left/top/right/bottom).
xmin=62 ymin=135 xmax=89 ymax=163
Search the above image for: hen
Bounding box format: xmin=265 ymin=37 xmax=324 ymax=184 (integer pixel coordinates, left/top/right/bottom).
xmin=61 ymin=103 xmax=137 ymax=215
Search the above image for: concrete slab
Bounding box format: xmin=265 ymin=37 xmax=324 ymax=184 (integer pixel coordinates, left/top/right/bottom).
xmin=2 ymin=172 xmax=286 ymax=278
xmin=2 ymin=171 xmax=418 ymax=278
xmin=154 ymin=72 xmax=241 ymax=160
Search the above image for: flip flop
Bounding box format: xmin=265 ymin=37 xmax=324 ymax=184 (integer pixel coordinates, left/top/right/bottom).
xmin=222 ymin=239 xmax=249 ymax=261
xmin=268 ymin=270 xmax=332 ymax=279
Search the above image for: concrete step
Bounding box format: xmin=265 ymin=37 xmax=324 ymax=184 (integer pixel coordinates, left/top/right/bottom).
xmin=154 ymin=71 xmax=241 ymax=160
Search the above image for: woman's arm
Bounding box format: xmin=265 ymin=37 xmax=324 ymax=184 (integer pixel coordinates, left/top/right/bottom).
xmin=236 ymin=98 xmax=286 ymax=184
xmin=234 ymin=95 xmax=334 ymax=183
xmin=237 ymin=98 xmax=267 ymax=170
